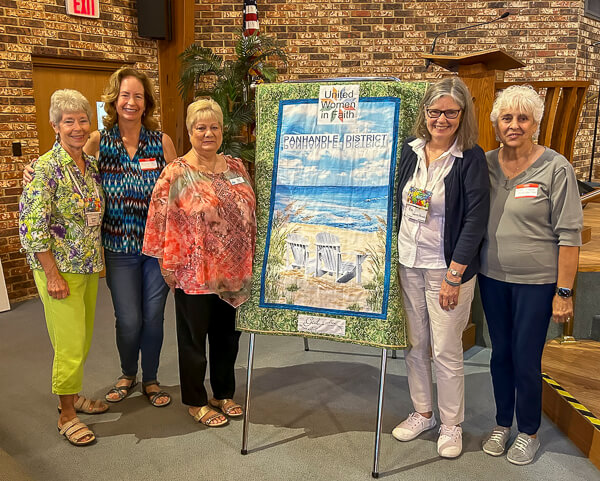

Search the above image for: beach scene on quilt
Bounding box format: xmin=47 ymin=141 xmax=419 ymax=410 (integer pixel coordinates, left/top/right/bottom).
xmin=262 ymin=99 xmax=398 ymax=315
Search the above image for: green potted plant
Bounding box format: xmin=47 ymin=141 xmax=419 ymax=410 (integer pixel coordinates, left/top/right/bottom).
xmin=178 ymin=30 xmax=287 ymax=163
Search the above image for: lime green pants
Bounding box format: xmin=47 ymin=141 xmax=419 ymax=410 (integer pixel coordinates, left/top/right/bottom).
xmin=33 ymin=270 xmax=99 ymax=395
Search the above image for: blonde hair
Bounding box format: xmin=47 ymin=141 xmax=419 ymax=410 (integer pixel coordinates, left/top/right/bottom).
xmin=186 ymin=98 xmax=224 ymax=133
xmin=412 ymin=77 xmax=478 ymax=151
xmin=490 ymin=84 xmax=545 ymax=139
xmin=101 ymin=67 xmax=158 ymax=131
xmin=49 ymin=89 xmax=92 ymax=125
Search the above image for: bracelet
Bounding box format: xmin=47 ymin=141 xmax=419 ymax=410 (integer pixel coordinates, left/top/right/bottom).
xmin=444 ymin=274 xmax=461 ymax=287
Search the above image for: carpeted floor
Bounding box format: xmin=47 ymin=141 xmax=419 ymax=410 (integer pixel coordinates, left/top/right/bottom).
xmin=0 ymin=282 xmax=598 ymax=481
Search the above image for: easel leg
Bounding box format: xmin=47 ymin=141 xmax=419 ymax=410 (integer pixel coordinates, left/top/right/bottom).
xmin=372 ymin=348 xmax=388 ymax=478
xmin=241 ymin=333 xmax=256 ymax=455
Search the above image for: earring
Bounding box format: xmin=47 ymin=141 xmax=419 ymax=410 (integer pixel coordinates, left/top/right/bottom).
xmin=55 ymin=133 xmax=60 ymax=143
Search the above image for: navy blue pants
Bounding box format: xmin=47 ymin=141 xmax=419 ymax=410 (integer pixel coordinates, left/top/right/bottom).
xmin=478 ymin=274 xmax=555 ymax=435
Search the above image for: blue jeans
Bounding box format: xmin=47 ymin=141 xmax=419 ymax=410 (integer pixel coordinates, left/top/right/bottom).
xmin=478 ymin=274 xmax=555 ymax=435
xmin=105 ymin=251 xmax=170 ymax=383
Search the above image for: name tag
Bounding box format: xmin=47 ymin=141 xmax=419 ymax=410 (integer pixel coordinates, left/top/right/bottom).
xmin=230 ymin=176 xmax=245 ymax=185
xmin=139 ymin=158 xmax=158 ymax=170
xmin=85 ymin=211 xmax=101 ymax=227
xmin=405 ymin=186 xmax=432 ymax=223
xmin=515 ymin=183 xmax=538 ymax=198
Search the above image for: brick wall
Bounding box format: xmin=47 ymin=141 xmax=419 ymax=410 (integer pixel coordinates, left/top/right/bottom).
xmin=2 ymin=0 xmax=600 ymax=302
xmin=577 ymin=6 xmax=600 ymax=181
xmin=194 ymin=0 xmax=600 ymax=178
xmin=0 ymin=0 xmax=159 ymax=302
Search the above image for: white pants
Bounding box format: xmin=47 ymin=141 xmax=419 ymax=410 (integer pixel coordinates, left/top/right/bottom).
xmin=399 ymin=266 xmax=476 ymax=426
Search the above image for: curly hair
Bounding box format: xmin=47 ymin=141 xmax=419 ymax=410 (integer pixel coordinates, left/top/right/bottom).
xmin=490 ymin=84 xmax=545 ymax=139
xmin=412 ymin=77 xmax=478 ymax=151
xmin=101 ymin=67 xmax=159 ymax=131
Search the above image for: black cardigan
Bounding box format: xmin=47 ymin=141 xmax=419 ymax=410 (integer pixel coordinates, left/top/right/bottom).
xmin=395 ymin=137 xmax=490 ymax=283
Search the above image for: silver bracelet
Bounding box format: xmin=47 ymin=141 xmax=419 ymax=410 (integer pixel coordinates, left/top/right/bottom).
xmin=444 ymin=274 xmax=461 ymax=287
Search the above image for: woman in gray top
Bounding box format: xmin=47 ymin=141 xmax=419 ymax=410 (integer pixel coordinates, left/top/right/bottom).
xmin=479 ymin=85 xmax=583 ymax=465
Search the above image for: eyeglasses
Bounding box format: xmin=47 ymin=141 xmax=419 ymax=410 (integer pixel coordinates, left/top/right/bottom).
xmin=426 ymin=109 xmax=461 ymax=119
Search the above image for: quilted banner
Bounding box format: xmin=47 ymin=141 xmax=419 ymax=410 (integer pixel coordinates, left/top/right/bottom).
xmin=237 ymin=80 xmax=427 ymax=348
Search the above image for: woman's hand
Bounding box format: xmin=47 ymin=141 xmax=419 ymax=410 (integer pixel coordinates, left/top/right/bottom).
xmin=46 ymin=271 xmax=70 ymax=299
xmin=552 ymin=294 xmax=573 ymax=323
xmin=34 ymin=251 xmax=69 ymax=299
xmin=553 ymin=246 xmax=579 ymax=324
xmin=23 ymin=162 xmax=35 ymax=185
xmin=439 ymin=278 xmax=460 ymax=311
xmin=160 ymin=267 xmax=176 ymax=291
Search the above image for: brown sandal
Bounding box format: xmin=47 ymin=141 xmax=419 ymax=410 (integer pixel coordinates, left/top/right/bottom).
xmin=58 ymin=417 xmax=96 ymax=446
xmin=58 ymin=396 xmax=109 ymax=414
xmin=208 ymin=398 xmax=243 ymax=417
xmin=191 ymin=405 xmax=228 ymax=427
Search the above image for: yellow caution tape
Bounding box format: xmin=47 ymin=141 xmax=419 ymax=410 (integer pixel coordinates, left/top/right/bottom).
xmin=542 ymin=372 xmax=600 ymax=431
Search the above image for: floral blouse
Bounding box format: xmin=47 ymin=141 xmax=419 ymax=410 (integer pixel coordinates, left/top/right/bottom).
xmin=143 ymin=155 xmax=256 ymax=307
xmin=19 ymin=142 xmax=105 ymax=274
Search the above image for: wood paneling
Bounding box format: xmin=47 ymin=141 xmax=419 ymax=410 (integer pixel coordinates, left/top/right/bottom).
xmin=543 ymin=340 xmax=600 ymax=416
xmin=31 ymin=60 xmax=122 ymax=153
xmin=542 ymin=340 xmax=600 ymax=469
xmin=494 ymin=81 xmax=590 ymax=163
xmin=580 ymin=203 xmax=600 ymax=272
xmin=157 ymin=0 xmax=195 ymax=157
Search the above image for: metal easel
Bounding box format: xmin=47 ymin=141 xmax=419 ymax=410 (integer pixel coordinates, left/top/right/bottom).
xmin=241 ymin=334 xmax=393 ymax=478
xmin=241 ymin=76 xmax=404 ymax=477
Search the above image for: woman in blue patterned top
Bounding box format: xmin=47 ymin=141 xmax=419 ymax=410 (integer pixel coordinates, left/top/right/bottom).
xmin=20 ymin=89 xmax=107 ymax=446
xmin=87 ymin=68 xmax=178 ymax=407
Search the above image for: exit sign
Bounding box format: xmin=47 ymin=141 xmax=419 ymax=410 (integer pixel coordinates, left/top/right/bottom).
xmin=66 ymin=0 xmax=100 ymax=18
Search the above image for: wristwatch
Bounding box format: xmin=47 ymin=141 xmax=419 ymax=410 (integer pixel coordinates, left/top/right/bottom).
xmin=447 ymin=268 xmax=463 ymax=278
xmin=556 ymin=287 xmax=574 ymax=298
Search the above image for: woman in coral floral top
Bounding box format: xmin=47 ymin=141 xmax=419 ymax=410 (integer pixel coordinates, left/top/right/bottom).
xmin=143 ymin=98 xmax=256 ymax=427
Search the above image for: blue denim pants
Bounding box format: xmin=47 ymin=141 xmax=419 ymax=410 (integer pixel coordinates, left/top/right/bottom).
xmin=105 ymin=250 xmax=170 ymax=383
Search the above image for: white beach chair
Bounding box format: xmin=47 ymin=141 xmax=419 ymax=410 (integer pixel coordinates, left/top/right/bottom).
xmin=314 ymin=232 xmax=367 ymax=284
xmin=285 ymin=233 xmax=311 ymax=274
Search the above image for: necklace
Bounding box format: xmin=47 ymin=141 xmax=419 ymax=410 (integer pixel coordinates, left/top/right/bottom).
xmin=500 ymin=144 xmax=535 ymax=178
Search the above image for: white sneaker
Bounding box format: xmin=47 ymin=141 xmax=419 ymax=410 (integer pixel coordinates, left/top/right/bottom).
xmin=437 ymin=424 xmax=463 ymax=458
xmin=392 ymin=412 xmax=437 ymax=442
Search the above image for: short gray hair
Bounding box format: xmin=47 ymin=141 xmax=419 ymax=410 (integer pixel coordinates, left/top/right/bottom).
xmin=490 ymin=85 xmax=545 ymax=138
xmin=412 ymin=77 xmax=478 ymax=151
xmin=186 ymin=98 xmax=224 ymax=133
xmin=49 ymin=89 xmax=93 ymax=126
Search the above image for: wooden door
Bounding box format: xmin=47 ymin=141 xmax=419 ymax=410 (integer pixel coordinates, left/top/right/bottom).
xmin=32 ymin=57 xmax=127 ymax=153
xmin=32 ymin=58 xmax=128 ymax=278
